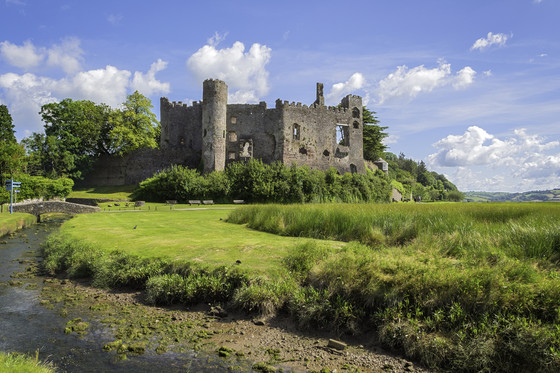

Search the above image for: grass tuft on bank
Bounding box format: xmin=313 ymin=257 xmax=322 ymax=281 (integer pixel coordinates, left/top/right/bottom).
xmin=0 ymin=212 xmax=36 ymax=237
xmin=0 ymin=351 xmax=55 ymax=373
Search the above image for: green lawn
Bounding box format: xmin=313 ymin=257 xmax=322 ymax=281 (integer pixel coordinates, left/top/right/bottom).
xmin=67 ymin=185 xmax=136 ymax=200
xmin=59 ymin=208 xmax=342 ymax=276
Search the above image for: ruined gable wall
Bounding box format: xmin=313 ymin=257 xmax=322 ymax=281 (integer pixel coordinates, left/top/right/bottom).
xmin=277 ymin=98 xmax=365 ymax=174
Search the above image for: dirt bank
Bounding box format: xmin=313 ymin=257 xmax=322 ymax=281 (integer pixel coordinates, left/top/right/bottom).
xmin=40 ymin=277 xmax=433 ymax=373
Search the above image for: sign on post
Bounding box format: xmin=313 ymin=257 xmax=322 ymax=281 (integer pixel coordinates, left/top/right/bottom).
xmin=5 ymin=179 xmax=21 ymax=214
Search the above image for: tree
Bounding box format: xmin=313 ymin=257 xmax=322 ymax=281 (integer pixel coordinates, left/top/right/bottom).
xmin=38 ymin=99 xmax=112 ymax=179
xmin=0 ymin=105 xmax=26 ymax=176
xmin=362 ymin=106 xmax=388 ymax=161
xmin=108 ymin=91 xmax=160 ymax=155
xmin=0 ymin=105 xmax=16 ymax=144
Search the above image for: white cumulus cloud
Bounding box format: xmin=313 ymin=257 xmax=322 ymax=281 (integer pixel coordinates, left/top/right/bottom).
xmin=427 ymin=126 xmax=560 ymax=191
xmin=131 ymin=59 xmax=170 ymax=96
xmin=470 ymin=32 xmax=510 ymax=51
xmin=0 ymin=42 xmax=170 ymax=138
xmin=326 ymin=72 xmax=365 ymax=105
xmin=186 ymin=40 xmax=271 ymax=103
xmin=0 ymin=40 xmax=44 ymax=69
xmin=1 ymin=38 xmax=84 ymax=74
xmin=376 ymin=60 xmax=476 ymax=103
xmin=45 ymin=37 xmax=84 ymax=74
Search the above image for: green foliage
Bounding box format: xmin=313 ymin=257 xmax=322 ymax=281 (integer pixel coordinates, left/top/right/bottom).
xmin=0 ymin=141 xmax=26 ymax=176
xmin=0 ymin=105 xmax=27 ymax=176
xmin=0 ymin=104 xmax=16 ymax=143
xmin=25 ymin=92 xmax=159 ymax=180
xmin=37 ymin=98 xmax=112 ymax=179
xmin=108 ymin=91 xmax=160 ymax=155
xmin=0 ymin=174 xmax=73 ymax=202
xmin=134 ymin=160 xmax=391 ymax=203
xmin=362 ymin=107 xmax=388 ymax=161
xmin=384 ymin=152 xmax=459 ymax=201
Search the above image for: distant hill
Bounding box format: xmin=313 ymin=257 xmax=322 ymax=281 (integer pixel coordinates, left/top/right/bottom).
xmin=465 ymin=189 xmax=560 ymax=202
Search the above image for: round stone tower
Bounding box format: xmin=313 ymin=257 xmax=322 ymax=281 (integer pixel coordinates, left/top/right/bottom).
xmin=202 ymin=79 xmax=227 ymax=173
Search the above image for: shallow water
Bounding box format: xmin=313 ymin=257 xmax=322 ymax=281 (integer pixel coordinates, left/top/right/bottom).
xmin=0 ymin=220 xmax=235 ymax=372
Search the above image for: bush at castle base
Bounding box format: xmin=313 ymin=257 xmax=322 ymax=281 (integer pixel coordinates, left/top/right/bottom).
xmin=0 ymin=174 xmax=74 ymax=202
xmin=133 ymin=160 xmax=391 ymax=204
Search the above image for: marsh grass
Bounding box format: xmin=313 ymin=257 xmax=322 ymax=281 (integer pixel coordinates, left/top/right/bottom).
xmin=229 ymin=203 xmax=560 ymax=371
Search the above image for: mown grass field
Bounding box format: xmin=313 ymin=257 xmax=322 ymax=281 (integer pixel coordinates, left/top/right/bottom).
xmin=43 ymin=202 xmax=560 ymax=372
xmin=67 ymin=185 xmax=136 ymax=200
xmin=57 ymin=207 xmax=341 ymax=276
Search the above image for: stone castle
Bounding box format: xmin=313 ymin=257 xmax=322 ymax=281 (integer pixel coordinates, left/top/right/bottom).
xmin=84 ymin=79 xmax=366 ymax=186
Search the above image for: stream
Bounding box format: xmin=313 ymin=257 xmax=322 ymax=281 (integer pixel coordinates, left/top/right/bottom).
xmin=0 ymin=219 xmax=236 ymax=372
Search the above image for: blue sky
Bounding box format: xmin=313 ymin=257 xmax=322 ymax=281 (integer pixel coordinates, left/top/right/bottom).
xmin=1 ymin=0 xmax=559 ymax=192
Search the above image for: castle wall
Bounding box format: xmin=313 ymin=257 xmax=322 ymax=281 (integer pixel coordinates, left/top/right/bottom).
xmin=79 ymin=148 xmax=199 ymax=186
xmin=225 ymin=102 xmax=283 ymax=165
xmin=160 ymin=98 xmax=203 ymax=157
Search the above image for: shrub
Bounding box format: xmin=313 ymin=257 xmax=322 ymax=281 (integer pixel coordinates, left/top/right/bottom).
xmin=133 ymin=160 xmax=391 ymax=204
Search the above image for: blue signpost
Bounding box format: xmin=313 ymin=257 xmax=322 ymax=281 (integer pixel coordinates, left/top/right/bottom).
xmin=5 ymin=179 xmax=21 ymax=214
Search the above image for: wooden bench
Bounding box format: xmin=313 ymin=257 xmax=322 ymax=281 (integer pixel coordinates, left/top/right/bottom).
xmin=233 ymin=200 xmax=245 ymax=204
xmin=202 ymin=200 xmax=214 ymax=205
xmin=165 ymin=200 xmax=177 ymax=205
xmin=188 ymin=200 xmax=201 ymax=205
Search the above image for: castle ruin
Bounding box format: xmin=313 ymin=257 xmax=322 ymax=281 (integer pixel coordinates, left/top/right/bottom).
xmin=83 ymin=79 xmax=365 ymax=186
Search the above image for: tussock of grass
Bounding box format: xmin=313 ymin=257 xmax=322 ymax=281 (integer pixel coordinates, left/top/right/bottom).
xmin=0 ymin=351 xmax=55 ymax=373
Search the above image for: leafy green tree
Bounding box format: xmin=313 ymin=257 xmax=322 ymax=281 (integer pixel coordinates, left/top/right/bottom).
xmin=38 ymin=99 xmax=112 ymax=179
xmin=362 ymin=107 xmax=388 ymax=161
xmin=0 ymin=105 xmax=16 ymax=144
xmin=108 ymin=91 xmax=160 ymax=155
xmin=0 ymin=105 xmax=27 ymax=176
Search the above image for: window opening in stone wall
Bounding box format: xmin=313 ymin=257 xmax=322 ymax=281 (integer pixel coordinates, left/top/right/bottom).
xmin=223 ymin=130 xmax=226 ymax=138
xmin=228 ymin=131 xmax=237 ymax=142
xmin=293 ymin=123 xmax=300 ymax=140
xmin=231 ymin=116 xmax=237 ymax=124
xmin=353 ymin=121 xmax=359 ymax=129
xmin=336 ymin=124 xmax=349 ymax=146
xmin=228 ymin=151 xmax=236 ymax=160
xmin=204 ymin=129 xmax=207 ymax=137
xmin=352 ymin=107 xmax=360 ymax=118
xmin=350 ymin=164 xmax=357 ymax=174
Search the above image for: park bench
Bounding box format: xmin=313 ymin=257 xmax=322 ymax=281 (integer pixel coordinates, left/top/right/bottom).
xmin=233 ymin=200 xmax=245 ymax=204
xmin=188 ymin=200 xmax=201 ymax=205
xmin=165 ymin=200 xmax=177 ymax=205
xmin=202 ymin=200 xmax=214 ymax=205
